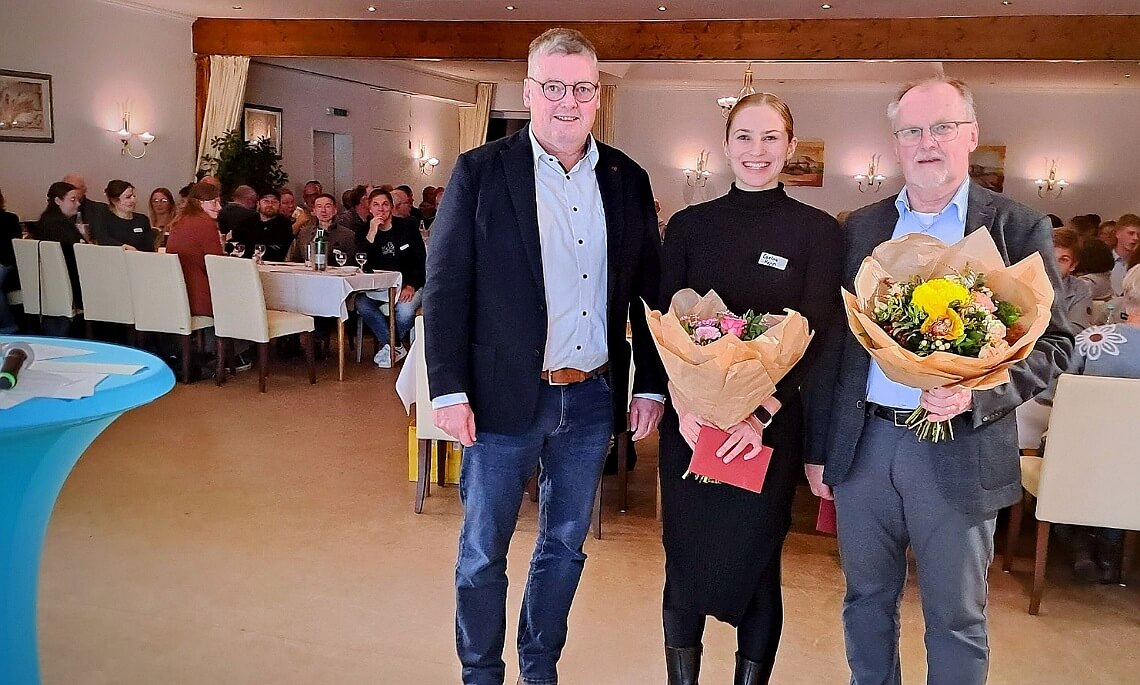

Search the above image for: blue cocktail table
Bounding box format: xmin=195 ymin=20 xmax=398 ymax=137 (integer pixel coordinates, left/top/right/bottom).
xmin=0 ymin=336 xmax=175 ymax=684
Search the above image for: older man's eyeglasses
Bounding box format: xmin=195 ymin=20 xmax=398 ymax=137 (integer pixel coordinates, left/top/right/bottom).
xmin=893 ymin=121 xmax=975 ymax=146
xmin=526 ymin=77 xmax=599 ymax=103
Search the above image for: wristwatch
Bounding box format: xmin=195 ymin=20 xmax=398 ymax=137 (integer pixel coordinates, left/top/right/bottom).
xmin=754 ymin=406 xmax=774 ymax=428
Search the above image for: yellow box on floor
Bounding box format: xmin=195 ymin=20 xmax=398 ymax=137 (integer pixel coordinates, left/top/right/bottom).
xmin=406 ymin=424 xmax=462 ymax=484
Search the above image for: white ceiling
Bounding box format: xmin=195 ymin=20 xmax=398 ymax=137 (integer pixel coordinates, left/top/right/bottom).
xmin=111 ymin=0 xmax=1140 ymax=21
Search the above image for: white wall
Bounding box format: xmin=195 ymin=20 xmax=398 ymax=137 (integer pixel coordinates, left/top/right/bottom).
xmin=615 ymin=85 xmax=1140 ymax=224
xmin=244 ymin=62 xmax=460 ymax=201
xmin=0 ymin=0 xmax=195 ymax=220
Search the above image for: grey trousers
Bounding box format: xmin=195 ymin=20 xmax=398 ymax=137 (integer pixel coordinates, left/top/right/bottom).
xmin=834 ymin=414 xmax=997 ymax=685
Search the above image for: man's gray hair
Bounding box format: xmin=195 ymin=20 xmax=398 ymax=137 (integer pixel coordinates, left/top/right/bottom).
xmin=886 ymin=76 xmax=978 ymax=127
xmin=1123 ymin=265 xmax=1140 ymax=312
xmin=527 ymin=28 xmax=598 ymax=72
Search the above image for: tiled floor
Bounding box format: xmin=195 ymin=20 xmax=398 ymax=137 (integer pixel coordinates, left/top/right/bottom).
xmin=36 ymin=355 xmax=1140 ymax=684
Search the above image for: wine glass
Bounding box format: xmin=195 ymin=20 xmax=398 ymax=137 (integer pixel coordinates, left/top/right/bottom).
xmin=253 ymin=244 xmax=267 ymax=263
xmin=333 ymin=249 xmax=347 ymax=268
xmin=355 ymin=252 xmax=368 ymax=271
xmin=232 ymin=243 xmax=246 ymax=258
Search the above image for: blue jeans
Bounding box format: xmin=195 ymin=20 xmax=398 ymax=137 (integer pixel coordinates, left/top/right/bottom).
xmin=456 ymin=376 xmax=614 ymax=685
xmin=356 ymin=289 xmax=421 ymax=346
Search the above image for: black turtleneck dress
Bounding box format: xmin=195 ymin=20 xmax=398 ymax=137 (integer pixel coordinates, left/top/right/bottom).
xmin=658 ymin=183 xmax=843 ymax=629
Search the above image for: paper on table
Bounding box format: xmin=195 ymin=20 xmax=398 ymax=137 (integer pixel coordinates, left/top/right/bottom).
xmin=0 ymin=370 xmax=109 ymax=409
xmin=29 ymin=360 xmax=144 ymax=375
xmin=27 ymin=343 xmax=95 ymax=360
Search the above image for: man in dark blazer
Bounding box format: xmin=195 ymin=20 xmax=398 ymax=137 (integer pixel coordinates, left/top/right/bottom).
xmin=422 ymin=29 xmax=666 ymax=685
xmin=804 ymin=77 xmax=1073 ymax=685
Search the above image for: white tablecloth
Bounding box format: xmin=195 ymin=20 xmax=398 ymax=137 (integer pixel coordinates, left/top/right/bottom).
xmin=257 ymin=263 xmax=402 ymax=321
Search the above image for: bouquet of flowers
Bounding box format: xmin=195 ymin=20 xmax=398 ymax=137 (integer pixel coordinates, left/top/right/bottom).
xmin=644 ymin=289 xmax=814 ymax=492
xmin=843 ymin=229 xmax=1055 ymax=441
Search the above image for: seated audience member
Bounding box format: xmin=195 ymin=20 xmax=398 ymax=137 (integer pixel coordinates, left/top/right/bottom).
xmin=1086 ymin=213 xmax=1102 ymax=227
xmin=1053 ymin=227 xmax=1093 ymax=330
xmin=166 ymin=182 xmax=224 ymax=318
xmin=232 ymin=190 xmax=294 ymax=261
xmin=94 ymin=180 xmax=156 ymax=251
xmin=1111 ymin=214 xmax=1140 ymax=296
xmin=1046 ymin=213 xmax=1064 ymax=229
xmin=287 ymin=193 xmax=356 ymax=263
xmin=1098 ymin=220 xmax=1117 ymax=249
xmin=62 ymin=172 xmax=106 ymax=235
xmin=217 ymin=185 xmax=258 ymax=238
xmin=336 ymin=184 xmax=371 ymax=242
xmin=1068 ymin=214 xmax=1098 ymax=241
xmin=301 ymin=179 xmax=323 ymax=210
xmin=1075 ymin=237 xmax=1116 ymax=301
xmin=149 ymin=187 xmax=176 ymax=248
xmin=279 ymin=188 xmax=311 ymax=235
xmin=355 ymin=189 xmax=426 ymax=368
xmin=1036 ymin=265 xmax=1140 ymax=583
xmin=176 ymin=183 xmax=193 ymax=212
xmin=0 ymin=185 xmax=21 ymax=333
xmin=28 ymin=182 xmax=86 ymax=331
xmin=393 ymin=185 xmax=422 ymax=224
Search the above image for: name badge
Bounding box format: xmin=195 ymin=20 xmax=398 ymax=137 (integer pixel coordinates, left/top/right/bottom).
xmin=399 ymin=243 xmax=409 ymax=251
xmin=133 ymin=227 xmax=144 ymax=233
xmin=758 ymin=252 xmax=788 ymax=270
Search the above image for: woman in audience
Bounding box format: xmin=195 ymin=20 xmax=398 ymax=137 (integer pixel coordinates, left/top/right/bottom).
xmin=27 ymin=182 xmax=86 ymax=334
xmin=1075 ymin=236 xmax=1116 ymax=301
xmin=166 ymin=182 xmax=224 ymax=318
xmin=0 ymin=185 xmax=21 ymax=333
xmin=148 ymin=187 xmax=176 ymax=248
xmin=1037 ymin=266 xmax=1140 ymax=583
xmin=1052 ymin=227 xmax=1093 ymax=330
xmin=94 ymin=180 xmax=155 ymax=251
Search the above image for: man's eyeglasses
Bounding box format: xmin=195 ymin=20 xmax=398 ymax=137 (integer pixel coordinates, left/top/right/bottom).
xmin=526 ymin=77 xmax=599 ymax=103
xmin=892 ymin=121 xmax=975 ymax=146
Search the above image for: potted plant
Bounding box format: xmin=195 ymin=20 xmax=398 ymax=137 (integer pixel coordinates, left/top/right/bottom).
xmin=200 ymin=129 xmax=288 ymax=198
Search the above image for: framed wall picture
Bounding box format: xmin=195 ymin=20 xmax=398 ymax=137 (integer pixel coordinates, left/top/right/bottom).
xmin=970 ymin=145 xmax=1006 ymax=193
xmin=242 ymin=103 xmax=282 ymax=156
xmin=0 ymin=69 xmax=54 ymax=143
xmin=781 ymin=139 xmax=825 ymax=187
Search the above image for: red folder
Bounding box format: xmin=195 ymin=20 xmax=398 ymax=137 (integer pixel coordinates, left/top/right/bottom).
xmin=686 ymin=425 xmax=773 ymax=494
xmin=816 ymin=498 xmax=837 ymax=536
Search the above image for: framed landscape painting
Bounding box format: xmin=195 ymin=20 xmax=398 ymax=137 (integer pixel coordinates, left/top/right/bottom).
xmin=0 ymin=69 xmax=54 ymax=143
xmin=781 ymin=139 xmax=825 ymax=187
xmin=970 ymin=145 xmax=1006 ymax=193
xmin=243 ymin=103 xmax=282 ymax=156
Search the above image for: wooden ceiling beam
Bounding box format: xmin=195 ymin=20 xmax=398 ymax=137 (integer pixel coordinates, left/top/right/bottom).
xmin=192 ymin=16 xmax=1140 ymax=61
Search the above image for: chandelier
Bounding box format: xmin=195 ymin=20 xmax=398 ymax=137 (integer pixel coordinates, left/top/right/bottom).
xmin=717 ymin=63 xmax=756 ymax=118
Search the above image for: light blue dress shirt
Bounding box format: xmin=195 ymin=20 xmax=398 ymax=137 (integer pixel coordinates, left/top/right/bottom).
xmin=1110 ymin=251 xmax=1129 ymax=296
xmin=864 ymin=178 xmax=972 ymax=409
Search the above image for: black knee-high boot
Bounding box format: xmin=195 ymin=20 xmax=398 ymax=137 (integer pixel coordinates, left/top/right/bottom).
xmin=734 ymin=652 xmax=774 ymax=685
xmin=665 ymin=645 xmax=702 ymax=685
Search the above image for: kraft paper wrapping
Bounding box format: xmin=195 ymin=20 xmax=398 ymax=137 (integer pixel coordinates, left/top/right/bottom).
xmin=644 ymin=289 xmax=813 ymax=430
xmin=842 ymin=229 xmax=1055 ymax=391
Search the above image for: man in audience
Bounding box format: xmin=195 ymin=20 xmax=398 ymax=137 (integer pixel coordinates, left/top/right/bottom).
xmin=287 ymin=193 xmax=356 ymax=263
xmin=1111 ymin=214 xmax=1140 ymax=295
xmin=393 ymin=185 xmax=422 ymax=224
xmin=805 ymin=76 xmax=1073 ymax=685
xmin=336 ymin=184 xmax=371 ymax=242
xmin=233 ymin=190 xmax=294 ymax=261
xmin=62 ymin=172 xmax=105 ymax=239
xmin=1053 ymin=227 xmax=1093 ymax=331
xmin=301 ymin=179 xmax=323 ymax=210
xmin=217 ymin=185 xmax=258 ymax=238
xmin=1098 ymin=220 xmax=1117 ymax=249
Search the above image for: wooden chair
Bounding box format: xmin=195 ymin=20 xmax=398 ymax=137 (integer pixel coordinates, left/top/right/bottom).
xmin=1003 ymin=374 xmax=1140 ymax=614
xmin=124 ymin=251 xmax=214 ymax=383
xmin=204 ymin=255 xmax=316 ymax=392
xmin=74 ymin=243 xmax=135 ymax=339
xmin=410 ymin=315 xmax=455 ymax=513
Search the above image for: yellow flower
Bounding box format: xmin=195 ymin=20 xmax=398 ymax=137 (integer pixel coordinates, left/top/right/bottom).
xmin=921 ymin=309 xmax=966 ymax=341
xmin=911 ymin=278 xmax=971 ymax=317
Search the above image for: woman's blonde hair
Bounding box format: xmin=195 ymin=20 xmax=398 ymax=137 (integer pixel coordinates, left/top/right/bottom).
xmin=725 ymin=92 xmax=794 ymax=142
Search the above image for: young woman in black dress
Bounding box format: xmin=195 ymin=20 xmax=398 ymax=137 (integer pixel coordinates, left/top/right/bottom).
xmin=659 ymin=93 xmax=844 ymax=684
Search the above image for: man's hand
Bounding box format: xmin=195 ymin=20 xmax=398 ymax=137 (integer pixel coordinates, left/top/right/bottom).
xmin=398 ymin=285 xmax=416 ymax=303
xmin=805 ymin=464 xmax=833 ymax=501
xmin=921 ymin=386 xmax=973 ymax=422
xmin=433 ymin=403 xmax=477 ymax=447
xmin=629 ymin=397 xmax=664 ymax=441
xmin=366 ymin=216 xmax=383 ymax=241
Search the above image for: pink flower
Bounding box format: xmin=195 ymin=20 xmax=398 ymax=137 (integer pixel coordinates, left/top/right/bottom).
xmin=972 ymin=291 xmax=997 ymax=314
xmin=693 ymin=325 xmax=722 ymax=342
xmin=720 ymin=315 xmax=746 ymax=337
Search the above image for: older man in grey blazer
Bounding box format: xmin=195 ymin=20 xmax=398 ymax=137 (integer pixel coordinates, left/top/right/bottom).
xmin=804 ymin=77 xmax=1073 ymax=685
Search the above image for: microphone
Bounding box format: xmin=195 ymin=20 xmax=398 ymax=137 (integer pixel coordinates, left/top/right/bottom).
xmin=0 ymin=343 xmax=34 ymax=390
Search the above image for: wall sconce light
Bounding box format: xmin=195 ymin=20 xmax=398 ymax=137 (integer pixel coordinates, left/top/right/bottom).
xmin=683 ymin=150 xmax=713 ymax=187
xmin=115 ymin=112 xmax=155 ymax=159
xmin=416 ymin=142 xmax=440 ymax=175
xmin=853 ymin=154 xmax=887 ymax=193
xmin=717 ymin=63 xmax=756 ymax=118
xmin=1035 ymin=159 xmax=1069 ymax=198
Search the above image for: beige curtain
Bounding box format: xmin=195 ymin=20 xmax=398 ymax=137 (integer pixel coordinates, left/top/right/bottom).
xmin=591 ymin=85 xmax=617 ymax=145
xmin=458 ymin=82 xmax=495 ymax=153
xmin=196 ymin=55 xmax=251 ymax=173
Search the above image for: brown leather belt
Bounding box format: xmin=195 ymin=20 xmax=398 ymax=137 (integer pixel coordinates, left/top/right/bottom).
xmin=541 ymin=363 xmax=609 ymax=386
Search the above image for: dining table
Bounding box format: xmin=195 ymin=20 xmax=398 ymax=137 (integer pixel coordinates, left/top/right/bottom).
xmin=256 ymin=262 xmax=402 ymax=379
